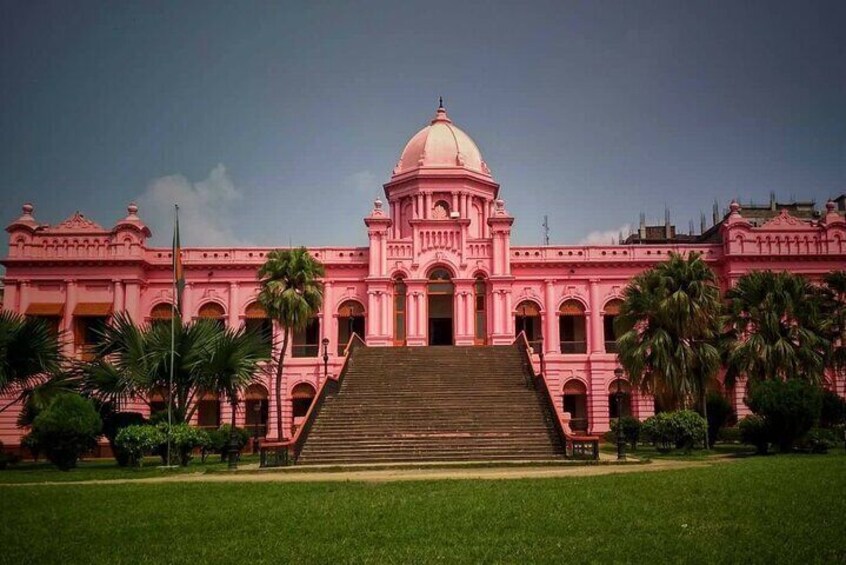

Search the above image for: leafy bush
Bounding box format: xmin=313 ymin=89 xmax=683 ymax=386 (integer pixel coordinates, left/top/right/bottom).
xmin=609 ymin=416 xmax=642 ymax=450
xmin=746 ymin=380 xmax=822 ymax=452
xmin=796 ymin=427 xmax=837 ymax=454
xmin=642 ymin=411 xmax=706 ymax=453
xmin=30 ymin=394 xmax=102 ymax=470
xmin=0 ymin=441 xmax=17 ymax=471
xmin=717 ymin=426 xmax=741 ymax=444
xmin=102 ymin=411 xmax=147 ymax=466
xmin=20 ymin=432 xmax=41 ymax=461
xmin=706 ymin=392 xmax=735 ymax=448
xmin=207 ymin=425 xmax=251 ymax=461
xmin=115 ymin=425 xmax=165 ymax=467
xmin=156 ymin=423 xmax=211 ymax=466
xmin=738 ymin=415 xmax=770 ymax=455
xmin=819 ymin=389 xmax=846 ymax=429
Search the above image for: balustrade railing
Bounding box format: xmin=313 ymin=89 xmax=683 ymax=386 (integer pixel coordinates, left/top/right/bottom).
xmin=560 ymin=341 xmax=587 ymax=354
xmin=259 ymin=334 xmax=365 ymax=467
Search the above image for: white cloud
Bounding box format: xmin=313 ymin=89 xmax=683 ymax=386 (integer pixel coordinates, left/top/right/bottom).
xmin=579 ymin=223 xmax=632 ymax=245
xmin=136 ymin=164 xmax=248 ymax=246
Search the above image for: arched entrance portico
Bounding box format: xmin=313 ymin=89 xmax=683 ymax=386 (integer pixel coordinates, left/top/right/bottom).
xmin=427 ymin=268 xmax=454 ymax=345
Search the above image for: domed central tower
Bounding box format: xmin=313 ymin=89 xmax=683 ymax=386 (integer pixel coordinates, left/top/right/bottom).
xmin=381 ymin=102 xmax=501 ymax=241
xmin=364 ymin=102 xmax=514 ymax=347
xmin=392 ymin=102 xmax=492 ymax=178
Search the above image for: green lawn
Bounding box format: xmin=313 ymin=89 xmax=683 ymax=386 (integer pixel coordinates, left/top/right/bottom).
xmin=0 ymin=454 xmax=261 ymax=484
xmin=1 ymin=454 xmax=844 ymax=563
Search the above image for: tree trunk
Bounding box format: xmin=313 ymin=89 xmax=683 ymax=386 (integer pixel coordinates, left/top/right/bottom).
xmin=275 ymin=328 xmax=290 ymax=440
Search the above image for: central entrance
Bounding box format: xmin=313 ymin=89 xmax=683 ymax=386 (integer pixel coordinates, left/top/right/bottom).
xmin=427 ymin=268 xmax=454 ymax=345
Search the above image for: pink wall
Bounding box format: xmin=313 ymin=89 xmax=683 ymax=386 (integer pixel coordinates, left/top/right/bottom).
xmin=3 ymin=114 xmax=846 ymax=446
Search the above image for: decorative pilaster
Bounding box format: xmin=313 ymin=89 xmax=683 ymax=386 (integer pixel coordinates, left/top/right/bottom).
xmin=228 ymin=282 xmax=239 ymax=328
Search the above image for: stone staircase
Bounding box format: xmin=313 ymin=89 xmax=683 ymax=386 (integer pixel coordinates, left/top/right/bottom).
xmin=296 ymin=345 xmax=565 ymax=464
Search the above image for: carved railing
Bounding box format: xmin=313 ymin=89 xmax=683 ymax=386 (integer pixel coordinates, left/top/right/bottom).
xmin=514 ymin=333 xmax=600 ymax=461
xmin=259 ymin=333 xmax=366 ymax=467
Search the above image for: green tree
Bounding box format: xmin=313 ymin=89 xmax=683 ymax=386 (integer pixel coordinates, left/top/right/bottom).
xmin=30 ymin=393 xmax=102 ymax=470
xmin=85 ymin=312 xmax=223 ymax=423
xmin=818 ymin=271 xmax=846 ymax=382
xmin=257 ymin=247 xmax=324 ymax=439
xmin=0 ymin=310 xmax=64 ymax=414
xmin=723 ymin=271 xmax=828 ymax=385
xmin=203 ymin=325 xmax=271 ymax=464
xmin=616 ymin=252 xmax=723 ymax=448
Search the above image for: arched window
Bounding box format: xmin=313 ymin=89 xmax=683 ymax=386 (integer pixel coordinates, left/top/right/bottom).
xmin=432 ymin=200 xmax=450 ymax=219
xmin=150 ymin=303 xmax=174 ymax=328
xmin=515 ymin=300 xmax=543 ymax=352
xmin=292 ymin=316 xmax=320 ymax=357
xmin=338 ymin=300 xmax=366 ymax=354
xmin=603 ymin=299 xmax=623 ymax=353
xmin=197 ymin=392 xmax=221 ymax=429
xmin=198 ymin=302 xmax=226 ymax=329
xmin=245 ymin=384 xmax=269 ymax=438
xmin=149 ymin=387 xmax=167 ymax=418
xmin=608 ymin=379 xmax=632 ymax=419
xmin=563 ymin=380 xmax=589 ymax=432
xmin=394 ymin=278 xmax=407 ymax=345
xmin=244 ymin=302 xmax=273 ymax=347
xmin=474 ymin=276 xmax=487 ymax=345
xmin=291 ymin=383 xmax=316 ymax=435
xmin=559 ymin=300 xmax=587 ymax=354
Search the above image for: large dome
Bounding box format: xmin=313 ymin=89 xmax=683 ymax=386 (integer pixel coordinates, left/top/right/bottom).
xmin=392 ymin=104 xmax=491 ymax=178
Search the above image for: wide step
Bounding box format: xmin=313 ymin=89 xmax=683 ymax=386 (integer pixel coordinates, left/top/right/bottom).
xmin=296 ymin=345 xmax=564 ymax=464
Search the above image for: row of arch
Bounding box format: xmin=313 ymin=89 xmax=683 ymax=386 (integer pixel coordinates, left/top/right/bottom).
xmin=563 ymin=379 xmax=633 ymax=432
xmin=150 ymin=382 xmax=318 ymax=437
xmin=150 ymin=299 xmax=366 ymax=357
xmin=515 ymin=297 xmax=623 ymax=354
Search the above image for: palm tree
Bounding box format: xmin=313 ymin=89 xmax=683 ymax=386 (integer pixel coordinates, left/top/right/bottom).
xmin=87 ymin=312 xmax=222 ymax=423
xmin=818 ymin=271 xmax=846 ymax=382
xmin=724 ymin=271 xmax=828 ymax=386
xmin=258 ymin=247 xmax=324 ymax=440
xmin=203 ymin=326 xmax=271 ymax=466
xmin=0 ymin=311 xmax=64 ymax=415
xmin=616 ymin=252 xmax=723 ymax=447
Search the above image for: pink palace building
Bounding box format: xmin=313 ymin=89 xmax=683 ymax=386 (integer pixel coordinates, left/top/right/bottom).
xmin=2 ymin=103 xmax=846 ymax=449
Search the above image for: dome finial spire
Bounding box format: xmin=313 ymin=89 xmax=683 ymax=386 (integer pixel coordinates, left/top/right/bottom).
xmin=438 ymin=95 xmax=444 ymax=109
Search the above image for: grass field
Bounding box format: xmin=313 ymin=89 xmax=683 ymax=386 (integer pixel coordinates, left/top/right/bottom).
xmin=1 ymin=453 xmax=844 ymax=563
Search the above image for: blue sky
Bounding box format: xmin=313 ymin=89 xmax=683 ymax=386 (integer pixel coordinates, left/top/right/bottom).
xmin=1 ymin=1 xmax=844 ymax=250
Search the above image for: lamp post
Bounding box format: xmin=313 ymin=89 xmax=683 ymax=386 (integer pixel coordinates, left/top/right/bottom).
xmin=614 ymin=367 xmax=626 ymax=461
xmin=322 ymin=337 xmax=329 ymax=380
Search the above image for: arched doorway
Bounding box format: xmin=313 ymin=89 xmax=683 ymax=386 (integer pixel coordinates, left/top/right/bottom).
xmin=291 ymin=383 xmax=316 ymax=435
xmin=603 ymin=299 xmax=623 ymax=353
xmin=559 ymin=300 xmax=587 ymax=354
xmin=608 ymin=379 xmax=632 ymax=419
xmin=393 ymin=277 xmax=407 ymax=345
xmin=197 ymin=392 xmax=221 ymax=430
xmin=473 ymin=276 xmax=487 ymax=345
xmin=244 ymin=302 xmax=273 ymax=347
xmin=563 ymin=380 xmax=589 ymax=432
xmin=427 ymin=268 xmax=454 ymax=345
xmin=515 ymin=300 xmax=543 ymax=352
xmin=337 ymin=300 xmax=365 ymax=354
xmin=245 ymin=384 xmax=269 ymax=445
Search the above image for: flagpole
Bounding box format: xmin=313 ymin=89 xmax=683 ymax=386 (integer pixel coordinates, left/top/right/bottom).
xmin=167 ymin=204 xmax=178 ymax=467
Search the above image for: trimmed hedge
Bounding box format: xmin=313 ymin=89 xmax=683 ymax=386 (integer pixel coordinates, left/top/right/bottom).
xmin=30 ymin=394 xmax=102 ymax=470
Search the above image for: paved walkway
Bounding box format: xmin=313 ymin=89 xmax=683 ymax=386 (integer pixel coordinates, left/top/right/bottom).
xmin=3 ymin=457 xmax=738 ymax=486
